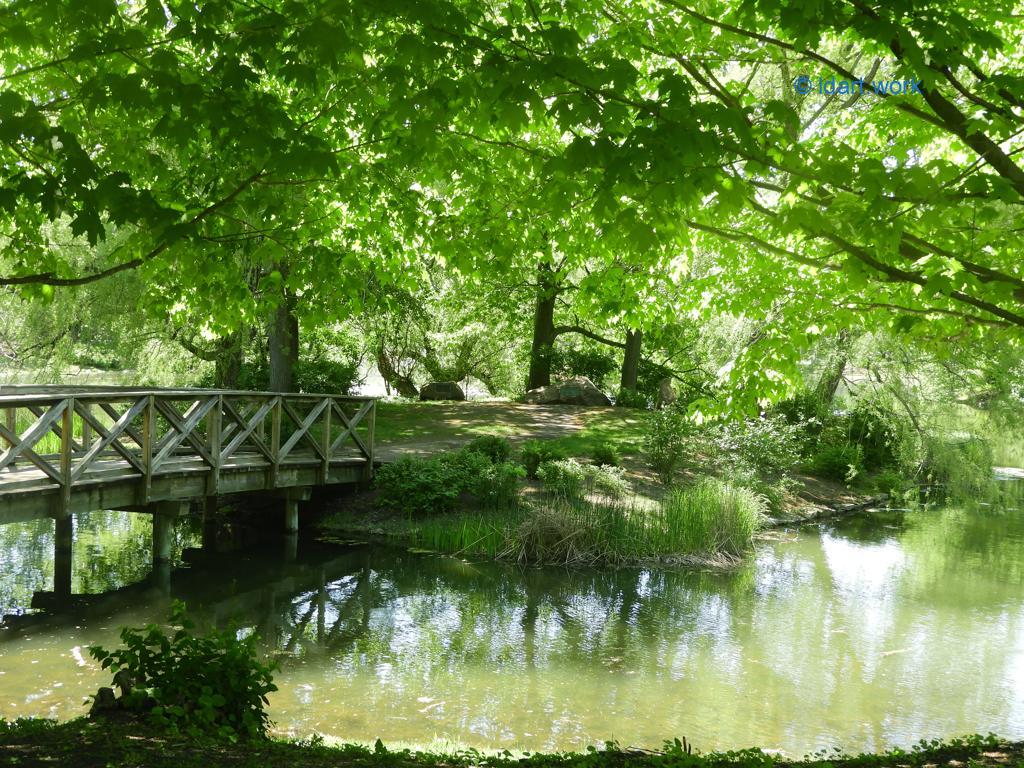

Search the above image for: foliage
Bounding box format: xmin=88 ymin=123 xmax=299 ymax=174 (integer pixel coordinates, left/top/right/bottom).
xmin=646 ymin=408 xmax=695 ymax=484
xmin=537 ymin=459 xmax=587 ymax=498
xmin=1 ymin=716 xmax=1017 ymax=768
xmin=470 ymin=461 xmax=526 ymax=510
xmin=846 ymin=397 xmax=917 ymax=473
xmin=464 ymin=435 xmax=513 ymax=464
xmin=520 ymin=440 xmax=567 ymax=480
xmin=550 ymin=345 xmax=618 ymax=390
xmin=711 ymin=416 xmax=806 ymax=481
xmin=87 ymin=602 xmax=276 ymax=739
xmin=376 ymin=448 xmax=521 ymax=515
xmin=537 ymin=459 xmax=630 ymax=500
xmin=808 ymin=442 xmax=865 ymax=484
xmin=923 ymin=437 xmax=995 ymax=500
xmin=659 ymin=479 xmax=765 ymax=557
xmin=590 ymin=441 xmax=621 ymax=467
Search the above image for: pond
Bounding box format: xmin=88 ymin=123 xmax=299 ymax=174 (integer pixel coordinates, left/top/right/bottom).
xmin=1 ymin=491 xmax=1023 ymax=756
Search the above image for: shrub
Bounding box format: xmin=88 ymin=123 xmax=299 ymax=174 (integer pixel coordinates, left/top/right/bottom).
xmin=614 ymin=387 xmax=650 ymax=409
xmin=923 ymin=435 xmax=994 ymax=499
xmin=590 ymin=441 xmax=621 ymax=466
xmin=375 ymin=449 xmax=492 ymax=515
xmin=470 ymin=461 xmax=526 ymax=509
xmin=587 ymin=464 xmax=630 ymax=499
xmin=520 ymin=439 xmax=566 ymax=479
xmin=464 ymin=435 xmax=512 ymax=464
xmin=659 ymin=478 xmax=765 ymax=556
xmin=808 ymin=442 xmax=864 ymax=483
xmin=712 ymin=415 xmax=805 ymax=480
xmin=846 ymin=395 xmax=916 ymax=471
xmin=646 ymin=407 xmax=694 ymax=484
xmin=88 ymin=602 xmax=277 ymax=739
xmin=537 ymin=458 xmax=587 ymax=497
xmin=537 ymin=458 xmax=630 ymax=499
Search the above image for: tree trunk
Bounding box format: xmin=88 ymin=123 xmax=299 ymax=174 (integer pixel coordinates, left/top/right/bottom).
xmin=376 ymin=344 xmax=419 ymax=398
xmin=619 ymin=329 xmax=642 ymax=394
xmin=214 ymin=330 xmax=244 ymax=388
xmin=527 ymin=263 xmax=559 ymax=391
xmin=814 ymin=331 xmax=851 ymax=405
xmin=268 ymin=298 xmax=297 ymax=392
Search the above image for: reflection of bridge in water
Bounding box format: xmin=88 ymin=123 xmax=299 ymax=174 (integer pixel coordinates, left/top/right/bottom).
xmin=1 ymin=540 xmax=377 ymax=658
xmin=0 ymin=386 xmax=376 ymax=601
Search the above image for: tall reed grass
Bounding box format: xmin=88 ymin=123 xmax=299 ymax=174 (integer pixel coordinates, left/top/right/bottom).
xmin=415 ymin=477 xmax=766 ymax=566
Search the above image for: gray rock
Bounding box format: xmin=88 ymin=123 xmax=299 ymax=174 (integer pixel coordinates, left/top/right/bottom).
xmin=656 ymin=377 xmax=677 ymax=408
xmin=524 ymin=377 xmax=611 ymax=406
xmin=419 ymin=381 xmax=466 ymax=401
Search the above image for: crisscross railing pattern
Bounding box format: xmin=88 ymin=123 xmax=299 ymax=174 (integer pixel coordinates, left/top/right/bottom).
xmin=0 ymin=387 xmax=375 ymax=513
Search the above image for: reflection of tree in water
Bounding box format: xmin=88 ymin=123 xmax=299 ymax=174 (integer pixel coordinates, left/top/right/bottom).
xmin=256 ymin=549 xmax=761 ymax=680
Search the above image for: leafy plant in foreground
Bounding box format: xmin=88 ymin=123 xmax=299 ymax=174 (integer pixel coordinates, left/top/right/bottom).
xmin=88 ymin=602 xmax=277 ymax=739
xmin=520 ymin=440 xmax=566 ymax=479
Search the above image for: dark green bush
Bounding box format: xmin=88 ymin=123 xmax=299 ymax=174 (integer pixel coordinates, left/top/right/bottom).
xmin=614 ymin=387 xmax=650 ymax=409
xmin=808 ymin=442 xmax=864 ymax=483
xmin=470 ymin=461 xmax=526 ymax=509
xmin=520 ymin=439 xmax=566 ymax=479
xmin=590 ymin=441 xmax=621 ymax=467
xmin=464 ymin=435 xmax=512 ymax=464
xmin=375 ymin=449 xmax=494 ymax=515
xmin=550 ymin=345 xmax=618 ymax=389
xmin=645 ymin=407 xmax=694 ymax=484
xmin=88 ymin=602 xmax=276 ymax=739
xmin=846 ymin=396 xmax=915 ymax=471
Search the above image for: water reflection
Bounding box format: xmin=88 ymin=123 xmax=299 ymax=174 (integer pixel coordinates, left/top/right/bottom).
xmin=1 ymin=496 xmax=1023 ymax=755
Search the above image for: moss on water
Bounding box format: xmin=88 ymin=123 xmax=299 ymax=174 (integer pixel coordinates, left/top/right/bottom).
xmin=1 ymin=718 xmax=1021 ymax=768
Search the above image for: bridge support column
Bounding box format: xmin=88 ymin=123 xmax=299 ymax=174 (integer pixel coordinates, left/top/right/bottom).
xmin=202 ymin=495 xmax=219 ymax=551
xmin=284 ymin=497 xmax=299 ymax=534
xmin=53 ymin=516 xmax=73 ymax=598
xmin=151 ymin=500 xmax=188 ymax=564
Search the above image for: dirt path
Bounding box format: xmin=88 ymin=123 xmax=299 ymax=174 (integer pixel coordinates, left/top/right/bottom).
xmin=374 ymin=402 xmax=604 ymax=462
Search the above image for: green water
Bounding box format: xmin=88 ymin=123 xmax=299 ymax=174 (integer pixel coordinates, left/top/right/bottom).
xmin=0 ymin=496 xmax=1022 ymax=756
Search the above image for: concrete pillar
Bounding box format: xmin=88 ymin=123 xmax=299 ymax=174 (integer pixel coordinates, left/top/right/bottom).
xmin=53 ymin=516 xmax=73 ymax=598
xmin=284 ymin=496 xmax=300 ymax=534
xmin=152 ymin=501 xmax=188 ymax=564
xmin=283 ymin=533 xmax=298 ymax=562
xmin=152 ymin=560 xmax=172 ymax=595
xmin=202 ymin=495 xmax=219 ymax=552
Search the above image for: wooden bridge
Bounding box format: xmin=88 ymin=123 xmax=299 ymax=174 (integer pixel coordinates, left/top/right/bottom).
xmin=0 ymin=386 xmax=376 ymax=582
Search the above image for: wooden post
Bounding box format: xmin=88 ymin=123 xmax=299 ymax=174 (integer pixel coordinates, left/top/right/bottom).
xmin=363 ymin=400 xmax=376 ymax=482
xmin=141 ymin=395 xmax=155 ymax=503
xmin=206 ymin=394 xmax=222 ymax=495
xmin=202 ymin=495 xmax=219 ymax=551
xmin=319 ymin=396 xmax=331 ymax=484
xmin=53 ymin=515 xmax=73 ymax=598
xmin=59 ymin=398 xmax=74 ymax=514
xmin=269 ymin=396 xmax=281 ymax=489
xmin=80 ymin=402 xmax=92 ymax=454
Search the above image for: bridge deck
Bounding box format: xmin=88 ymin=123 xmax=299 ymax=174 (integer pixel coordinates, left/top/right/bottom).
xmin=0 ymin=387 xmax=376 ymax=523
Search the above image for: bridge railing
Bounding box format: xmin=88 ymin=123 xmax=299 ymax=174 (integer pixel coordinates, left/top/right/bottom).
xmin=0 ymin=388 xmax=376 ymax=503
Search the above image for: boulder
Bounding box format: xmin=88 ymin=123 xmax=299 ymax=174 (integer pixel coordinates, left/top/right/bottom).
xmin=656 ymin=377 xmax=677 ymax=408
xmin=419 ymin=381 xmax=466 ymax=401
xmin=524 ymin=377 xmax=611 ymax=406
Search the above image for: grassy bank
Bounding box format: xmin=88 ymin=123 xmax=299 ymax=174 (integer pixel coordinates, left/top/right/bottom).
xmin=1 ymin=719 xmax=1020 ymax=768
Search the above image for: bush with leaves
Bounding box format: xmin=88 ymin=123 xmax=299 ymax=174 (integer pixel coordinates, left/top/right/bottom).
xmin=88 ymin=602 xmax=276 ymax=739
xmin=590 ymin=441 xmax=621 ymax=467
xmin=538 ymin=458 xmax=630 ymax=499
xmin=646 ymin=407 xmax=694 ymax=484
xmin=520 ymin=439 xmax=566 ymax=479
xmin=375 ymin=449 xmax=492 ymax=515
xmin=464 ymin=435 xmax=512 ymax=463
xmin=471 ymin=461 xmax=526 ymax=509
xmin=808 ymin=442 xmax=864 ymax=483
